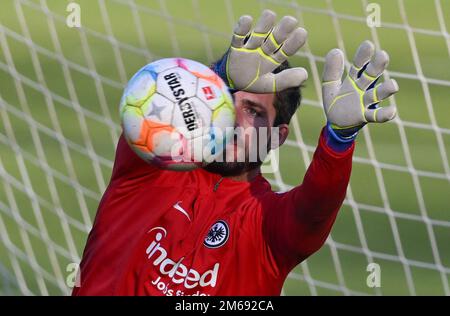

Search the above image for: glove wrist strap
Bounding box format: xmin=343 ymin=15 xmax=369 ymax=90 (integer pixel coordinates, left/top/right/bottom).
xmin=325 ymin=122 xmax=357 ymax=152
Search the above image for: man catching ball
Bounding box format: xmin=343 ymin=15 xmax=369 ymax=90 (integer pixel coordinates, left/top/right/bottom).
xmin=73 ymin=10 xmax=399 ymax=296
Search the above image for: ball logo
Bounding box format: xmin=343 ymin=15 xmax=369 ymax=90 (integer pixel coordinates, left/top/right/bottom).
xmin=204 ymin=220 xmax=229 ymax=249
xmin=202 ymin=86 xmax=216 ymax=100
xmin=163 ymin=72 xmax=185 ymax=100
xmin=163 ymin=72 xmax=199 ymax=131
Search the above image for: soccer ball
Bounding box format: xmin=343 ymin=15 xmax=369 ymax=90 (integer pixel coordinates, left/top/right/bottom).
xmin=119 ymin=58 xmax=235 ymax=170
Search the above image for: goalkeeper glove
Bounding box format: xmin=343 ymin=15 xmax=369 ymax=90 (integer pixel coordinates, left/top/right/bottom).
xmin=322 ymin=40 xmax=399 ymax=141
xmin=213 ymin=9 xmax=308 ymax=93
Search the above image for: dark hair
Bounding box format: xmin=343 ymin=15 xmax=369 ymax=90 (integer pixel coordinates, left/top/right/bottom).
xmin=272 ymin=61 xmax=302 ymax=126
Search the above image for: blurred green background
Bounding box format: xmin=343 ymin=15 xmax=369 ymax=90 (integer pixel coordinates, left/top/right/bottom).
xmin=0 ymin=0 xmax=449 ymax=295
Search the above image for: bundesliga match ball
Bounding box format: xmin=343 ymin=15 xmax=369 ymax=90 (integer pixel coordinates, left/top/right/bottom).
xmin=119 ymin=58 xmax=235 ymax=170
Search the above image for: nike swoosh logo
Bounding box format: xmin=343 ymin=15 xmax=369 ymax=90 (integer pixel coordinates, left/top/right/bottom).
xmin=173 ymin=201 xmax=191 ymax=222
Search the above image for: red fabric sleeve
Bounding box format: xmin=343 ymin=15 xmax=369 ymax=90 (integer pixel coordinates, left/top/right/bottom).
xmin=110 ymin=134 xmax=162 ymax=183
xmin=262 ymin=127 xmax=354 ymax=272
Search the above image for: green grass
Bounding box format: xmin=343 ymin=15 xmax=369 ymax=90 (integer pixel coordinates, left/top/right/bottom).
xmin=0 ymin=0 xmax=449 ymax=295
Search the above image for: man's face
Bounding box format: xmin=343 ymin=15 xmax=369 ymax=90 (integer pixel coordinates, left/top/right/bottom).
xmin=203 ymin=91 xmax=282 ymax=177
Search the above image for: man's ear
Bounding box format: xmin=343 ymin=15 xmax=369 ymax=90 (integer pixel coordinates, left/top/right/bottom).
xmin=270 ymin=123 xmax=289 ymax=150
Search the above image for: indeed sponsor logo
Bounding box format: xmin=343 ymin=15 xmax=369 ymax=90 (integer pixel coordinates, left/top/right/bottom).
xmin=146 ymin=227 xmax=219 ymax=290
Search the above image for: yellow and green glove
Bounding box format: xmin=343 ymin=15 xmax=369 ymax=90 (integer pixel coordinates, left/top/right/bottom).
xmin=213 ymin=9 xmax=308 ymax=93
xmin=322 ymin=40 xmax=399 ymax=141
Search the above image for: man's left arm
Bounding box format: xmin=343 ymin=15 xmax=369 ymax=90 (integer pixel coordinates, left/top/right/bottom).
xmin=262 ymin=41 xmax=400 ymax=271
xmin=261 ymin=127 xmax=354 ymax=272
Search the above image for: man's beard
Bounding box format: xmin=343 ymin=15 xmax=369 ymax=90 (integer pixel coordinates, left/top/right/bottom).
xmin=202 ymin=136 xmax=270 ymax=177
xmin=202 ymin=160 xmax=262 ymax=177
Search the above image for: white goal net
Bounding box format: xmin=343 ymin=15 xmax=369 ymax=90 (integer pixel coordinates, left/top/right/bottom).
xmin=0 ymin=0 xmax=449 ymax=295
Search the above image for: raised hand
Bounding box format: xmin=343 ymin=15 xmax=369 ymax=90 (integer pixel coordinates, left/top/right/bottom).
xmin=215 ymin=9 xmax=308 ymax=93
xmin=322 ymin=40 xmax=399 ymax=137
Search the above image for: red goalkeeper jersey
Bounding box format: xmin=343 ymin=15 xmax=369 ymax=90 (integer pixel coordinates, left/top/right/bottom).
xmin=72 ymin=128 xmax=354 ymax=296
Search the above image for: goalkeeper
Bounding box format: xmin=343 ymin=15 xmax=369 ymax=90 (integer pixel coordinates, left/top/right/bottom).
xmin=73 ymin=10 xmax=399 ymax=296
